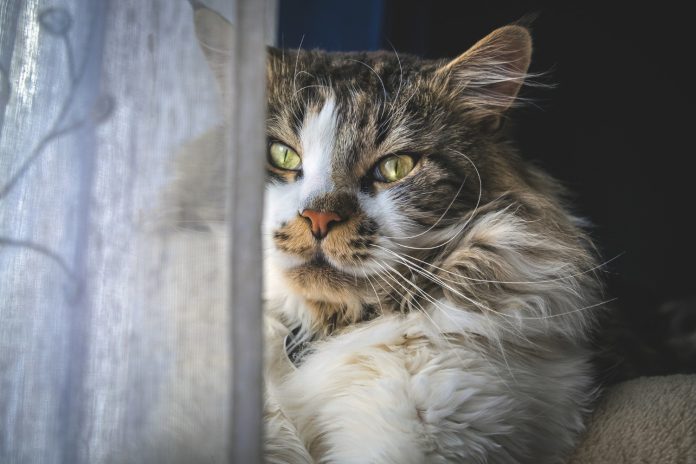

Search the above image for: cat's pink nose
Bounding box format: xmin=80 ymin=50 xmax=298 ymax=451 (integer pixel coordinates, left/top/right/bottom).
xmin=300 ymin=209 xmax=343 ymax=239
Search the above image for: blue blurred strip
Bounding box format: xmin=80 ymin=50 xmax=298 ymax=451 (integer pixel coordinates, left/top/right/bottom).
xmin=278 ymin=0 xmax=385 ymax=51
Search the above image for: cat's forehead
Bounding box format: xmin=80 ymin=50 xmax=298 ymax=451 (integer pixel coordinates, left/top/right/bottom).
xmin=271 ymin=49 xmax=430 ymax=84
xmin=267 ymin=49 xmax=442 ymax=108
xmin=266 ymin=49 xmax=450 ymax=169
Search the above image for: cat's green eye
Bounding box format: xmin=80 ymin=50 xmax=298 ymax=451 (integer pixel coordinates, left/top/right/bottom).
xmin=269 ymin=142 xmax=302 ymax=171
xmin=376 ymin=154 xmax=416 ymax=183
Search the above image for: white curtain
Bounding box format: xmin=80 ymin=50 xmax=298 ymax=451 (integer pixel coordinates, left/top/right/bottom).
xmin=0 ymin=1 xmax=270 ymax=462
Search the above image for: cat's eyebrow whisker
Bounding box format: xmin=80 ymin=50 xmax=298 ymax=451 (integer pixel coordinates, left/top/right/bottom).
xmin=389 ymin=77 xmax=418 ymax=116
xmin=374 ymin=87 xmax=415 ymax=145
xmin=346 ymin=59 xmax=388 ymax=118
xmin=295 ymin=70 xmax=317 ymax=80
xmin=291 ymin=34 xmax=306 ymax=99
xmin=390 ymin=149 xmax=483 ymax=251
xmin=386 ymin=40 xmax=404 ymax=109
xmin=293 ymin=84 xmax=331 ymax=97
xmin=373 ymin=83 xmax=420 ymax=146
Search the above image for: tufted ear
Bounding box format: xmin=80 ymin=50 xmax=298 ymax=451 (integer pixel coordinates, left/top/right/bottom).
xmin=436 ymin=25 xmax=532 ymax=128
xmin=193 ymin=6 xmax=234 ymax=100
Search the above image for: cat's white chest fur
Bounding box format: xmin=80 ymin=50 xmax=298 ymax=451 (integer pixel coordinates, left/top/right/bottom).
xmin=264 ymin=304 xmax=594 ymax=464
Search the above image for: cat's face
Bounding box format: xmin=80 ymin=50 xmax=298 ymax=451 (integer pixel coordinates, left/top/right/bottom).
xmin=262 ymin=27 xmax=532 ymax=326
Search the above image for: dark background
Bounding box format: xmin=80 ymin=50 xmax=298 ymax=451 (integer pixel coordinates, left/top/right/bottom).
xmin=278 ymin=1 xmax=696 ymax=375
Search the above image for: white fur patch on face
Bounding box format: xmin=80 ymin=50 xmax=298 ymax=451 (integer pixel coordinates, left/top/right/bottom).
xmin=360 ymin=190 xmax=415 ymax=238
xmin=263 ymin=96 xmax=340 ymax=273
xmin=298 ymin=96 xmax=337 ymax=204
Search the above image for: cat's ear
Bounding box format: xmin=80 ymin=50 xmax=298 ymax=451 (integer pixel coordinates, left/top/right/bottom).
xmin=436 ymin=25 xmax=532 ymax=129
xmin=193 ymin=6 xmax=235 ymax=99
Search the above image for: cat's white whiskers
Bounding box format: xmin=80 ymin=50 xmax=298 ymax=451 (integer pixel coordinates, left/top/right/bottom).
xmin=371 ymin=261 xmax=417 ymax=313
xmin=374 ymin=242 xmax=621 ymax=287
xmin=378 ymin=249 xmax=536 ymax=355
xmin=376 ymin=261 xmax=478 ymax=367
xmin=361 ymin=269 xmax=385 ymax=316
xmin=388 ymin=259 xmax=524 ymax=388
xmin=368 ymin=267 xmax=406 ymax=313
xmin=378 ymin=247 xmax=506 ymax=317
xmin=374 ymin=262 xmax=450 ymax=328
xmin=374 ymin=244 xmax=611 ymax=323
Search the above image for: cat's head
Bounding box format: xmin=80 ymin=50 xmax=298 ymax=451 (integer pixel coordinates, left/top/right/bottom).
xmin=195 ymin=9 xmax=542 ymax=332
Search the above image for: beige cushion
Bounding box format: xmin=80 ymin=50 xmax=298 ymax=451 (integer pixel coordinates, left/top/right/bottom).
xmin=569 ymin=375 xmax=696 ymax=464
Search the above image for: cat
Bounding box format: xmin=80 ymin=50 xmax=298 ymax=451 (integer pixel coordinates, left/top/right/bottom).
xmin=188 ymin=8 xmax=606 ymax=464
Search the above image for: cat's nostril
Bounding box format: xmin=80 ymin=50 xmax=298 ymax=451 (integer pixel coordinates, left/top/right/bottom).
xmin=300 ymin=209 xmax=343 ymax=239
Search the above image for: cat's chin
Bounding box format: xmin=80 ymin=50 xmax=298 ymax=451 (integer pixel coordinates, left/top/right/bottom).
xmin=273 ymin=247 xmax=358 ymax=275
xmin=276 ymin=251 xmax=368 ymax=305
xmin=302 ymin=253 xmax=334 ymax=270
xmin=285 ymin=252 xmax=351 ymax=280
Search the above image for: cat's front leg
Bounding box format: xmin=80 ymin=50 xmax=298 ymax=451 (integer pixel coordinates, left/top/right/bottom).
xmin=275 ymin=315 xmax=513 ymax=463
xmin=277 ymin=321 xmax=434 ymax=463
xmin=265 ymin=393 xmax=314 ymax=464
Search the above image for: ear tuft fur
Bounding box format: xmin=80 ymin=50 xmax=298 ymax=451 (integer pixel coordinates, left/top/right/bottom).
xmin=437 ymin=25 xmax=534 ymax=127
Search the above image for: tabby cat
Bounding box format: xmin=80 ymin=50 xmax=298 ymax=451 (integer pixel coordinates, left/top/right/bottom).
xmin=192 ymin=8 xmax=604 ymax=464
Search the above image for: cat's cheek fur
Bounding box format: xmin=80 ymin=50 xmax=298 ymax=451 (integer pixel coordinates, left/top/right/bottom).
xmin=263 ymin=183 xmax=303 ymax=259
xmin=359 ymin=189 xmax=415 ymax=241
xmin=264 ymin=184 xmax=302 ymax=230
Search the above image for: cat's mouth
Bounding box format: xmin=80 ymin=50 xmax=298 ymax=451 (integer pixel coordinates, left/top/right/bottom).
xmin=271 ymin=214 xmax=378 ymax=276
xmin=269 ymin=218 xmax=385 ymax=327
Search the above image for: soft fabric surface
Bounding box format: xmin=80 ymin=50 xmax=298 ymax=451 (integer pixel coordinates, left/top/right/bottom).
xmin=569 ymin=375 xmax=696 ymax=464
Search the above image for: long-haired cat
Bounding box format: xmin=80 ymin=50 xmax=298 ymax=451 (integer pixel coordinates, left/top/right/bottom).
xmin=189 ymin=8 xmax=605 ymax=464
